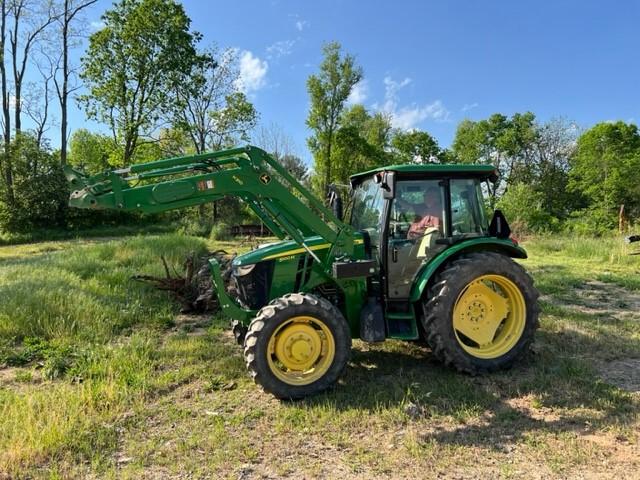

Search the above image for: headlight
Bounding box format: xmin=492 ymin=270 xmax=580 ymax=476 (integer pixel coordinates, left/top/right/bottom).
xmin=234 ymin=263 xmax=256 ymax=276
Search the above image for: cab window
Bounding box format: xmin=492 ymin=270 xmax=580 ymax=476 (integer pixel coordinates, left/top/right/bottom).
xmin=450 ymin=179 xmax=488 ymax=236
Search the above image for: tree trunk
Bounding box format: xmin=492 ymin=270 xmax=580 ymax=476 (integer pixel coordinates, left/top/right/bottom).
xmin=323 ymin=127 xmax=333 ymax=197
xmin=0 ymin=0 xmax=13 ymax=203
xmin=60 ymin=1 xmax=69 ymax=164
xmin=619 ymin=204 xmax=627 ymax=234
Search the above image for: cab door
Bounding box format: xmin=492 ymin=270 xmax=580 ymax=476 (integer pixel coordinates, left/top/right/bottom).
xmin=386 ymin=179 xmax=446 ymax=299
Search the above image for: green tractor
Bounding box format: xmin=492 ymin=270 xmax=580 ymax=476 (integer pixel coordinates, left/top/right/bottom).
xmin=65 ymin=145 xmax=539 ymax=399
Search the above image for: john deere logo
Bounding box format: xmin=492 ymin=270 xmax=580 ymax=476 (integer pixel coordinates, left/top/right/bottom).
xmin=259 ymin=174 xmax=271 ymax=185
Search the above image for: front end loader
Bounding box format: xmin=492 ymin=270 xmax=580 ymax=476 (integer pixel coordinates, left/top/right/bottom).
xmin=65 ymin=145 xmax=539 ymax=399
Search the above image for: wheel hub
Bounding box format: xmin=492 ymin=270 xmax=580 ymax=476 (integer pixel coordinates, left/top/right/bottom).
xmin=275 ymin=323 xmax=323 ymax=371
xmin=452 ymin=274 xmax=526 ymax=359
xmin=467 ymin=300 xmax=486 ymax=322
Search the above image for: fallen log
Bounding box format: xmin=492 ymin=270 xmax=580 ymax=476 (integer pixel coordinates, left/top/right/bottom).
xmin=133 ymin=249 xmax=236 ymax=313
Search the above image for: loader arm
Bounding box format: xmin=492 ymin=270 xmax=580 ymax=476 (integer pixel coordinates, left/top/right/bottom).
xmin=65 ymin=145 xmax=356 ymax=263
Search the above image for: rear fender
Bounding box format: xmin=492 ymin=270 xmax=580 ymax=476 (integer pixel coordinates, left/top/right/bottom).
xmin=409 ymin=238 xmax=528 ymax=302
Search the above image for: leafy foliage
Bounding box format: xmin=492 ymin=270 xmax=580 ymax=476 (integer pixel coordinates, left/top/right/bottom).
xmin=497 ymin=183 xmax=558 ymax=234
xmin=306 ymin=42 xmax=363 ymax=194
xmin=68 ymin=129 xmax=120 ymax=174
xmin=568 ymin=122 xmax=640 ymax=228
xmin=79 ymin=0 xmax=204 ymax=164
xmin=391 ymin=130 xmax=442 ymax=164
xmin=453 ymin=112 xmax=539 ymax=206
xmin=0 ymin=134 xmax=68 ymax=232
xmin=330 ymin=105 xmax=392 ymax=186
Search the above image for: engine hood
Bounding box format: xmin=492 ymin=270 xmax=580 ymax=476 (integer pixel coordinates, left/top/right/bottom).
xmin=232 ymin=234 xmax=365 ymax=267
xmin=232 ymin=235 xmax=333 ymax=267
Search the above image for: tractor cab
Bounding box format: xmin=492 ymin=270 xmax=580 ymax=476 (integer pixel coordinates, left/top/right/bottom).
xmin=350 ymin=164 xmax=501 ymax=337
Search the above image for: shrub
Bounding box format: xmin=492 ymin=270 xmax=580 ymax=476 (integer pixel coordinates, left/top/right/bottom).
xmin=497 ymin=183 xmax=559 ymax=235
xmin=177 ymin=216 xmax=213 ymax=237
xmin=0 ymin=135 xmax=69 ymax=232
xmin=564 ymin=207 xmax=617 ymax=236
xmin=210 ymin=222 xmax=231 ymax=241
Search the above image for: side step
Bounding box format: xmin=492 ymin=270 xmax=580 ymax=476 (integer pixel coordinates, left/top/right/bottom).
xmin=386 ymin=311 xmax=419 ymax=340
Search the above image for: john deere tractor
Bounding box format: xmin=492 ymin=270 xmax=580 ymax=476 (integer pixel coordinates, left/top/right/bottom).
xmin=65 ymin=145 xmax=539 ymax=399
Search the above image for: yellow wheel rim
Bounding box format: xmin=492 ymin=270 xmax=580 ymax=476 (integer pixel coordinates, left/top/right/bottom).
xmin=452 ymin=274 xmax=526 ymax=359
xmin=267 ymin=316 xmax=336 ymax=386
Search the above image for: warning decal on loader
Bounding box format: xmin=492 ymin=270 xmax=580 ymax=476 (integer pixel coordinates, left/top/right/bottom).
xmin=197 ymin=180 xmax=215 ymax=191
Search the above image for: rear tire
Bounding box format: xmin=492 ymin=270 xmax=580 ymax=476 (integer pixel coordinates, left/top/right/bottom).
xmin=422 ymin=252 xmax=539 ymax=374
xmin=244 ymin=293 xmax=351 ymax=399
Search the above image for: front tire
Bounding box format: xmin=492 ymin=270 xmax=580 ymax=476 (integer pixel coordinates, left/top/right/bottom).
xmin=244 ymin=293 xmax=351 ymax=399
xmin=423 ymin=252 xmax=539 ymax=374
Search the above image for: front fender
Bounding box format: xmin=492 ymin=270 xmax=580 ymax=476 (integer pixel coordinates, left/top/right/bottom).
xmin=409 ymin=238 xmax=528 ymax=302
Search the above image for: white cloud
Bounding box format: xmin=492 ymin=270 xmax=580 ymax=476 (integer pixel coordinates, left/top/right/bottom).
xmin=266 ymin=39 xmax=296 ymax=59
xmin=235 ymin=50 xmax=268 ymax=94
xmin=347 ymin=79 xmax=369 ymax=104
xmin=90 ymin=20 xmax=105 ymax=30
xmin=461 ymin=102 xmax=479 ymax=112
xmin=376 ymin=76 xmax=450 ymax=130
xmin=295 ymin=20 xmax=308 ymax=31
xmin=390 ymin=101 xmax=450 ymax=130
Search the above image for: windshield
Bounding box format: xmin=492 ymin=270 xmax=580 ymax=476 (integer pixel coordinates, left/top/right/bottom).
xmin=350 ymin=179 xmax=384 ymax=237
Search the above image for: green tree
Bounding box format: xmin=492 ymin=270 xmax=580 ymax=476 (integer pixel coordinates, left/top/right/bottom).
xmin=391 ymin=129 xmax=441 ymax=164
xmin=68 ymin=129 xmax=120 ymax=174
xmin=79 ymin=0 xmax=203 ymax=164
xmin=531 ymin=118 xmax=578 ymax=219
xmin=496 ymin=183 xmax=557 ymax=234
xmin=330 ymin=105 xmax=392 ymax=185
xmin=452 ymin=112 xmax=538 ymax=206
xmin=568 ymin=121 xmax=640 ymax=228
xmin=306 ymin=42 xmax=362 ymax=194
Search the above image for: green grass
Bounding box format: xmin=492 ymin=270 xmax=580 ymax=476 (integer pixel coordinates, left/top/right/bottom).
xmin=0 ymin=233 xmax=639 ymax=478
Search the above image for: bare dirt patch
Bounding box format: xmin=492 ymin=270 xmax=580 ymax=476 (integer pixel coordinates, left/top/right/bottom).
xmin=0 ymin=367 xmax=17 ymax=386
xmin=568 ymin=280 xmax=640 ymax=321
xmin=171 ymin=313 xmax=212 ymax=336
xmin=545 ymin=280 xmax=640 ymax=393
xmin=597 ymin=358 xmax=640 ymax=393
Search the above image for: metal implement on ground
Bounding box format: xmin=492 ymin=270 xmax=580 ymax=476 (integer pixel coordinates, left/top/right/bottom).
xmin=65 ymin=145 xmax=540 ymax=399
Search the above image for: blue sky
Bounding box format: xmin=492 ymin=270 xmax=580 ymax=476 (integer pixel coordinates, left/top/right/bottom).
xmin=64 ymin=0 xmax=639 ymax=163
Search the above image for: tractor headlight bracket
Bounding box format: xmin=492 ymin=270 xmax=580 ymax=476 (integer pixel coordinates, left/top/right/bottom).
xmin=234 ymin=264 xmax=257 ymax=276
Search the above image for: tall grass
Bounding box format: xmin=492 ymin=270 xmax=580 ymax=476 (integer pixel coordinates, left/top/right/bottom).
xmin=524 ymin=235 xmax=636 ymax=263
xmin=0 ymin=234 xmax=208 ymax=343
xmin=0 ymin=234 xmax=213 ymax=474
xmin=522 ymin=235 xmax=640 ymax=291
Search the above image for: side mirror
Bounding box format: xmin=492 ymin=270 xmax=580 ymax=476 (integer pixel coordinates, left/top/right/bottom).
xmin=327 ymin=185 xmax=343 ymax=221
